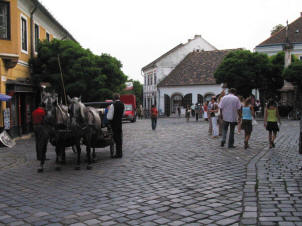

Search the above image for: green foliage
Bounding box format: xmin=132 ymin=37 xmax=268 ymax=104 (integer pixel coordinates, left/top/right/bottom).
xmin=214 ymin=50 xmax=284 ymax=98
xmin=271 ymin=24 xmax=285 ymax=36
xmin=283 ymin=60 xmax=302 ymax=89
xmin=30 ymin=39 xmax=127 ymax=102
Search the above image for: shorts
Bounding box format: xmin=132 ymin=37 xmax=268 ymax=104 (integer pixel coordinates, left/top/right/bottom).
xmin=266 ymin=121 xmax=279 ymax=132
xmin=241 ymin=119 xmax=252 ymax=134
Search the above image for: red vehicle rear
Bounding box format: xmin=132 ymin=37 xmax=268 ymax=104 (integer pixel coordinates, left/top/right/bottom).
xmin=120 ymin=94 xmax=136 ymax=122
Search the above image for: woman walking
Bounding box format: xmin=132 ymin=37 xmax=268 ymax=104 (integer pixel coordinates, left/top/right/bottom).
xmin=264 ymin=100 xmax=281 ymax=148
xmin=241 ymin=97 xmax=255 ymax=149
xmin=209 ymin=97 xmax=219 ymax=138
xmin=186 ymin=105 xmax=191 ymax=122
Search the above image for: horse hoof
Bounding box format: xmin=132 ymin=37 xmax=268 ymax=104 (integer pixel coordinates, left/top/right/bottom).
xmin=37 ymin=168 xmax=44 ymax=173
xmin=75 ymin=166 xmax=81 ymax=170
xmin=55 ymin=166 xmax=61 ymax=171
xmin=87 ymin=165 xmax=92 ymax=170
xmin=92 ymin=159 xmax=96 ymax=163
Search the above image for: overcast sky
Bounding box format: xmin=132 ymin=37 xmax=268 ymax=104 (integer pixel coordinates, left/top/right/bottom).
xmin=40 ymin=0 xmax=302 ymax=83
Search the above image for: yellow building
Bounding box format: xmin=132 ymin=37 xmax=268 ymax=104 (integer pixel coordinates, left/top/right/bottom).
xmin=0 ymin=0 xmax=76 ymax=137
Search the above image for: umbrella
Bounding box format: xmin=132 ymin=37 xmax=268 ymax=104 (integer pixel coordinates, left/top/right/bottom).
xmin=0 ymin=94 xmax=12 ymax=101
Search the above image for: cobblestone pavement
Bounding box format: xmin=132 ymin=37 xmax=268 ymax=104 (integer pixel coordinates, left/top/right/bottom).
xmin=0 ymin=118 xmax=301 ymax=225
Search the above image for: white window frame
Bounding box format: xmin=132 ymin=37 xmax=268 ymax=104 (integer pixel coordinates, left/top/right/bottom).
xmin=20 ymin=14 xmax=28 ymax=54
xmin=34 ymin=22 xmax=40 ymax=54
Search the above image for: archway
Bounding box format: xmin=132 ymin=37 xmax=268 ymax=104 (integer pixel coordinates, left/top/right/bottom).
xmin=204 ymin=93 xmax=214 ymax=103
xmin=171 ymin=93 xmax=183 ymax=113
xmin=197 ymin=94 xmax=203 ymax=104
xmin=183 ymin=93 xmax=192 ymax=107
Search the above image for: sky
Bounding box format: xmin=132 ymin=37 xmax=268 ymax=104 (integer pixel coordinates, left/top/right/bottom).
xmin=39 ymin=0 xmax=302 ymax=83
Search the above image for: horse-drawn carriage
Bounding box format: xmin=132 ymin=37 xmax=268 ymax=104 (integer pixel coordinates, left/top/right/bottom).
xmin=37 ymin=92 xmax=115 ymax=172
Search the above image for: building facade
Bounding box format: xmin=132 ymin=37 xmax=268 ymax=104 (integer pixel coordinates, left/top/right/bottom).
xmin=141 ymin=35 xmax=217 ymax=113
xmin=157 ymin=49 xmax=236 ymax=116
xmin=0 ymin=0 xmax=76 ymax=137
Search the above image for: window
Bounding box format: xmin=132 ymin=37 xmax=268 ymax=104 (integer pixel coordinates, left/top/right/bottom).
xmin=34 ymin=23 xmax=39 ymax=51
xmin=154 ymin=73 xmax=157 ymax=85
xmin=21 ymin=16 xmax=27 ymax=52
xmin=0 ymin=1 xmax=10 ymax=39
xmin=300 ymin=56 xmax=302 ymax=60
xmin=46 ymin=32 xmax=50 ymax=42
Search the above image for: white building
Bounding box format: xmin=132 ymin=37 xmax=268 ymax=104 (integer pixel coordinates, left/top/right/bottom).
xmin=157 ymin=49 xmax=236 ymax=116
xmin=141 ymin=35 xmax=216 ymax=112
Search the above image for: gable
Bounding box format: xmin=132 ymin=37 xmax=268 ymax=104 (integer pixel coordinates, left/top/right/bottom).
xmin=257 ymin=15 xmax=302 ymax=47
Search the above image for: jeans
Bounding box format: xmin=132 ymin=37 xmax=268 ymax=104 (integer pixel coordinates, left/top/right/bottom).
xmin=151 ymin=118 xmax=157 ymax=130
xmin=211 ymin=116 xmax=218 ymax=137
xmin=222 ymin=121 xmax=237 ymax=147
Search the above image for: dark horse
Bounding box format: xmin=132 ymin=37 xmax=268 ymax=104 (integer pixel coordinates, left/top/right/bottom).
xmin=68 ymin=96 xmax=114 ymax=163
xmin=38 ymin=92 xmax=86 ymax=172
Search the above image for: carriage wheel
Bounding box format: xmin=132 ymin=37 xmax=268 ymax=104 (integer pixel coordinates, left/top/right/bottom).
xmin=110 ymin=143 xmax=114 ymax=158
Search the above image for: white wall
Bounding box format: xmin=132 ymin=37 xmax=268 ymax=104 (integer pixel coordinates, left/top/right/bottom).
xmin=158 ymin=84 xmax=222 ymax=114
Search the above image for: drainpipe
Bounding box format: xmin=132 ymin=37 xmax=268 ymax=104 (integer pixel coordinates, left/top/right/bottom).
xmin=30 ymin=4 xmax=38 ymax=59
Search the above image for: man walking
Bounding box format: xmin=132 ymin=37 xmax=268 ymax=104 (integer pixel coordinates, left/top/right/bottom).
xmin=32 ymin=104 xmax=46 ymax=160
xmin=218 ymin=88 xmax=241 ymax=148
xmin=107 ymin=93 xmax=125 ymax=158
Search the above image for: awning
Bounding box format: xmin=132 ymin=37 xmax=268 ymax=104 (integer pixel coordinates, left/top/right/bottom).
xmin=0 ymin=94 xmax=12 ymax=101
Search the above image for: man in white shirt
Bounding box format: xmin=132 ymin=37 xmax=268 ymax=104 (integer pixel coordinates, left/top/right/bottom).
xmin=218 ymin=88 xmax=241 ymax=148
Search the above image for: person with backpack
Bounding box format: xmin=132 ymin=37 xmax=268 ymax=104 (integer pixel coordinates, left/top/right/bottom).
xmin=151 ymin=104 xmax=158 ymax=130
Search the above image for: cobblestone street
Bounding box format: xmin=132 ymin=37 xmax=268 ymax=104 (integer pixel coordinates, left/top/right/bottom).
xmin=0 ymin=118 xmax=301 ymax=226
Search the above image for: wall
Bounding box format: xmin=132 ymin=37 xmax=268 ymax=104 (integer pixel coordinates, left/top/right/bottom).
xmin=158 ymin=84 xmax=222 ymax=114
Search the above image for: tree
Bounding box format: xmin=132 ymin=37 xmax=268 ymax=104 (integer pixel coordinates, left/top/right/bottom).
xmin=271 ymin=24 xmax=285 ymax=36
xmin=283 ymin=60 xmax=302 ymax=111
xmin=214 ymin=50 xmax=268 ymax=97
xmin=260 ymin=51 xmax=285 ymax=100
xmin=30 ymin=39 xmax=127 ymax=102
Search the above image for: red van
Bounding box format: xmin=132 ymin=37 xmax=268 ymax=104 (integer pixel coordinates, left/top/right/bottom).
xmin=120 ymin=94 xmax=136 ymax=122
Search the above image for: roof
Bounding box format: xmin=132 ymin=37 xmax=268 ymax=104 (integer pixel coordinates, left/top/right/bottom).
xmin=256 ymin=15 xmax=302 ymax=47
xmin=32 ymin=0 xmax=77 ymax=43
xmin=157 ymin=49 xmax=237 ymax=87
xmin=142 ymin=44 xmax=184 ymax=71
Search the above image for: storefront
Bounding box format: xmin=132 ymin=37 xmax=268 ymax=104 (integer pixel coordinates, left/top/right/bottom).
xmin=6 ymin=80 xmax=35 ymax=138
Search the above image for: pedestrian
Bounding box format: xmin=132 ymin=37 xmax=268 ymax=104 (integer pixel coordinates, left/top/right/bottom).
xmin=207 ymin=100 xmax=213 ymax=135
xmin=209 ymin=97 xmax=219 ymax=138
xmin=203 ymin=102 xmax=208 ymax=121
xmin=150 ymin=104 xmax=158 ymax=130
xmin=139 ymin=104 xmax=144 ymax=119
xmin=186 ymin=105 xmax=191 ymax=122
xmin=107 ymin=93 xmax=125 ymax=158
xmin=177 ymin=106 xmax=181 ymax=118
xmin=32 ymin=104 xmax=46 ymax=160
xmin=217 ymin=90 xmax=226 ymax=136
xmin=195 ymin=103 xmax=200 ymax=121
xmin=241 ymin=97 xmax=255 ymax=149
xmin=218 ymin=88 xmax=242 ymax=148
xmin=264 ymin=100 xmax=281 ymax=149
xmin=237 ymin=96 xmax=245 ymax=134
xmin=191 ymin=104 xmax=195 ymax=117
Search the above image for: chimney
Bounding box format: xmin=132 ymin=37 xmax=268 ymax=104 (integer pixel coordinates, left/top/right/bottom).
xmin=301 ymin=12 xmax=302 ymax=17
xmin=194 ymin=35 xmax=201 ymax=39
xmin=188 ymin=39 xmax=192 ymax=42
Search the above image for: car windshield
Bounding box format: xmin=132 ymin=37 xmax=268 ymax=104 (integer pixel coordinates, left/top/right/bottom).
xmin=125 ymin=104 xmax=132 ymax=111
